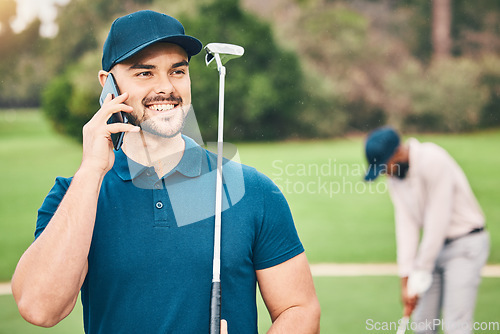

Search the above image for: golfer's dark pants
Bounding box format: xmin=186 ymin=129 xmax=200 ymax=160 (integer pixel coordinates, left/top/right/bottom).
xmin=412 ymin=231 xmax=489 ymax=334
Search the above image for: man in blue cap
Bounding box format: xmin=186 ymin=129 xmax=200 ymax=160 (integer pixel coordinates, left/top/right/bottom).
xmin=364 ymin=127 xmax=489 ymax=334
xmin=12 ymin=10 xmax=320 ymax=333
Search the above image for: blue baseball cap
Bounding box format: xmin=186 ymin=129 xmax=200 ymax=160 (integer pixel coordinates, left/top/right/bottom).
xmin=102 ymin=10 xmax=203 ymax=71
xmin=364 ymin=127 xmax=400 ymax=181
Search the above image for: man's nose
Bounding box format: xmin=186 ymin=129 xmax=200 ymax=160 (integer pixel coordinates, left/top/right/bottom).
xmin=154 ymin=75 xmax=174 ymax=95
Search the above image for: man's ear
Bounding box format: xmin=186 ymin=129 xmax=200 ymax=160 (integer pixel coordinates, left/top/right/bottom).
xmin=98 ymin=70 xmax=109 ymax=88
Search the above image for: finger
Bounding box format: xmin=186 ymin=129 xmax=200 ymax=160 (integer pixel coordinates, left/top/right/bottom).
xmin=220 ymin=319 xmax=228 ymax=334
xmin=99 ymin=92 xmax=132 ymax=114
xmin=404 ymin=295 xmax=419 ymax=317
xmin=107 ymin=123 xmax=140 ymax=134
xmin=95 ymin=102 xmax=134 ymax=124
xmin=408 ymin=295 xmax=419 ymax=305
xmin=107 ymin=91 xmax=129 ymax=104
xmin=101 ymin=91 xmax=127 ymax=107
xmin=103 ymin=93 xmax=113 ymax=103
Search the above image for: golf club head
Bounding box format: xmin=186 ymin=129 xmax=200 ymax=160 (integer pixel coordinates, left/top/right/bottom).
xmin=205 ymin=43 xmax=245 ymax=69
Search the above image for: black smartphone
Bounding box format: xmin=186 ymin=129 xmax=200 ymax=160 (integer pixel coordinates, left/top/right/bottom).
xmin=99 ymin=73 xmax=128 ymax=151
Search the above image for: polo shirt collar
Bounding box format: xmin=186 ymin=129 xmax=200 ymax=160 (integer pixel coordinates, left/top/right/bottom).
xmin=113 ymin=135 xmax=203 ymax=181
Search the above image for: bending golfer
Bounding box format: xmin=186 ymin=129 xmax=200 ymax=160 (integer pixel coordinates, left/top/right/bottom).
xmin=11 ymin=10 xmax=320 ymax=333
xmin=364 ymin=127 xmax=489 ymax=334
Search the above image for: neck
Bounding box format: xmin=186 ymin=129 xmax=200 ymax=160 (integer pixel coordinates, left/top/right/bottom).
xmin=121 ymin=131 xmax=185 ymax=178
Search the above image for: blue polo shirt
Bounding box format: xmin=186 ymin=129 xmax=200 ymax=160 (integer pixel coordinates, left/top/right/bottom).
xmin=36 ymin=136 xmax=304 ymax=334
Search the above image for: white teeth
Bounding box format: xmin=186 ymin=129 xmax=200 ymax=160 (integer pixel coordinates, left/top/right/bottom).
xmin=149 ymin=104 xmax=175 ymax=111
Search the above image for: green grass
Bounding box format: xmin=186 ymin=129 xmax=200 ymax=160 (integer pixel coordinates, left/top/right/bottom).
xmin=2 ymin=276 xmax=499 ymax=333
xmin=0 ymin=110 xmax=82 ymax=281
xmin=236 ymin=132 xmax=500 ymax=264
xmin=0 ymin=294 xmax=83 ymax=334
xmin=1 ymin=110 xmax=499 ymax=279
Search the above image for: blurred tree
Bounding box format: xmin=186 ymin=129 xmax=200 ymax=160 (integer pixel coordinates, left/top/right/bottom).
xmin=397 ymin=0 xmax=500 ymax=60
xmin=478 ymin=56 xmax=500 ymax=128
xmin=155 ymin=0 xmax=309 ymax=141
xmin=384 ymin=58 xmax=488 ymax=132
xmin=6 ymin=0 xmax=500 ymax=137
xmin=452 ymin=0 xmax=500 ymax=57
xmin=42 ymin=49 xmax=102 ymax=141
xmin=0 ymin=17 xmax=51 ymax=107
xmin=432 ymin=0 xmax=452 ymax=60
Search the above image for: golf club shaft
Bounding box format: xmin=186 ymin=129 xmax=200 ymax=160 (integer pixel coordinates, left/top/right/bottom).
xmin=396 ymin=316 xmax=410 ymax=334
xmin=210 ymin=57 xmax=226 ymax=334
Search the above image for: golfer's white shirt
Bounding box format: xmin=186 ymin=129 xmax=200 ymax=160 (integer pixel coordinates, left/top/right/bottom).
xmin=387 ymin=138 xmax=485 ymax=277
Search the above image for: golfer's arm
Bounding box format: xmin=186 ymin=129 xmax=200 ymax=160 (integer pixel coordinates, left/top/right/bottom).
xmin=256 ymin=253 xmax=321 ymax=334
xmin=11 ymin=167 xmax=104 ymax=327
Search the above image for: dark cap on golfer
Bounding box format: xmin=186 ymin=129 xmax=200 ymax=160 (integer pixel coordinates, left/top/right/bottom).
xmin=102 ymin=10 xmax=203 ymax=71
xmin=364 ymin=127 xmax=400 ymax=181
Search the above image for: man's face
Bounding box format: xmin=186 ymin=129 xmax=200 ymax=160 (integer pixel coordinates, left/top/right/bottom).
xmin=385 ymin=153 xmax=409 ymax=179
xmin=109 ymin=42 xmax=192 ymax=138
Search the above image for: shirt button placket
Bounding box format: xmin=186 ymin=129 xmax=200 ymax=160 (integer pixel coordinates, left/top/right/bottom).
xmin=153 ymin=180 xmax=169 ymax=225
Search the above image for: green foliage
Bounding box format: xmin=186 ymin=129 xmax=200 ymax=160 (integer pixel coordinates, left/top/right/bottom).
xmin=177 ymin=0 xmax=308 ymax=140
xmin=42 ymin=74 xmax=73 ymax=134
xmin=3 ymin=0 xmax=500 ymax=137
xmin=0 ymin=19 xmax=51 ymax=107
xmin=42 ymin=50 xmax=102 ymax=140
xmin=395 ymin=0 xmax=433 ymax=61
xmin=384 ymin=58 xmax=489 ymax=132
xmin=478 ymin=56 xmax=500 ymax=127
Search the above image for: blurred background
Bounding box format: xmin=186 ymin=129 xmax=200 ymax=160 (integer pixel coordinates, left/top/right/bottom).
xmin=1 ymin=0 xmax=499 ymax=140
xmin=0 ymin=0 xmax=499 ymax=332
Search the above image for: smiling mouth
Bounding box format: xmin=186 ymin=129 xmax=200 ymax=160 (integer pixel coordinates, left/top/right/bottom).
xmin=146 ymin=103 xmax=177 ymax=112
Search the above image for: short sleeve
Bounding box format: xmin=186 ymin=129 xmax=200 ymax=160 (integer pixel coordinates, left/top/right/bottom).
xmin=35 ymin=176 xmax=72 ymax=240
xmin=252 ymin=173 xmax=304 ymax=270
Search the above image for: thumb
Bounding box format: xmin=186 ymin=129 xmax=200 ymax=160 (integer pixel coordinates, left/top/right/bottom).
xmin=221 ymin=319 xmax=228 ymax=334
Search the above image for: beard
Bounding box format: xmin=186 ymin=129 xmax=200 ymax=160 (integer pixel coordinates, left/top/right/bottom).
xmin=394 ymin=161 xmax=410 ymax=179
xmin=138 ymin=109 xmax=187 ymax=138
xmin=128 ymin=94 xmax=189 ymax=138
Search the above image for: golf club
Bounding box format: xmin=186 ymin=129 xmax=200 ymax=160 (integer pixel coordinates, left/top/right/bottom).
xmin=396 ymin=271 xmax=432 ymax=334
xmin=205 ymin=42 xmax=244 ymax=334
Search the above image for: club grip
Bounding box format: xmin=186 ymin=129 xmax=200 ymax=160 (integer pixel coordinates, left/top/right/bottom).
xmin=209 ymin=281 xmax=221 ymax=334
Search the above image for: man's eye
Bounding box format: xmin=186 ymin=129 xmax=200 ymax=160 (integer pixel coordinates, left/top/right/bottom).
xmin=137 ymin=71 xmax=152 ymax=77
xmin=172 ymin=69 xmax=186 ymax=75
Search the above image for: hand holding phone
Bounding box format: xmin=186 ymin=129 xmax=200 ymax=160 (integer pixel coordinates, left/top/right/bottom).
xmin=99 ymin=73 xmax=128 ymax=151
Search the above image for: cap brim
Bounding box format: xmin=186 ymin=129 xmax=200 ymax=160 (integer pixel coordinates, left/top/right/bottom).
xmin=364 ymin=164 xmax=385 ymax=182
xmin=111 ymin=35 xmax=203 ymax=70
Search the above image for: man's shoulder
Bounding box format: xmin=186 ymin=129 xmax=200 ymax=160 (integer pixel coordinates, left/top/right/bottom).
xmin=411 ymin=139 xmax=452 ymax=165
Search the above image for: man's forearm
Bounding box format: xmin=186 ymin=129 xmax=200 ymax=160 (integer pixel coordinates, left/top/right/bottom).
xmin=11 ymin=166 xmax=104 ymax=327
xmin=267 ymin=303 xmax=321 ymax=334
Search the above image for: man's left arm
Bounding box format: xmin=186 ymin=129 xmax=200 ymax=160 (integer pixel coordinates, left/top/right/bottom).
xmin=256 ymin=253 xmax=321 ymax=334
xmin=413 ymin=154 xmax=455 ymax=273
